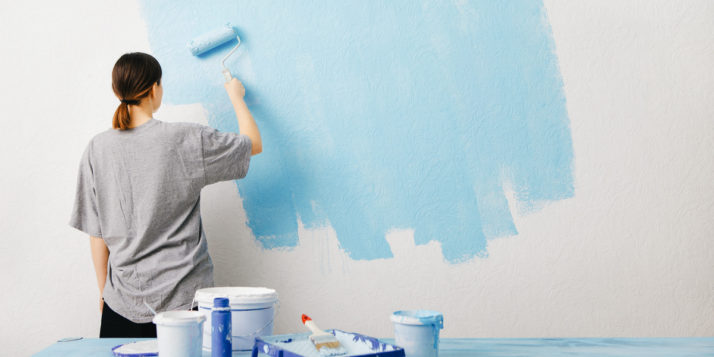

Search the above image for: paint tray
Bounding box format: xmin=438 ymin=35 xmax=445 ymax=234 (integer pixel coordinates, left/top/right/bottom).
xmin=252 ymin=329 xmax=405 ymax=357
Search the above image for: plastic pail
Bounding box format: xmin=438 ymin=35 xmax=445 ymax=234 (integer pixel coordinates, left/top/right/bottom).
xmin=391 ymin=310 xmax=444 ymax=357
xmin=153 ymin=310 xmax=205 ymax=357
xmin=195 ymin=287 xmax=278 ymax=351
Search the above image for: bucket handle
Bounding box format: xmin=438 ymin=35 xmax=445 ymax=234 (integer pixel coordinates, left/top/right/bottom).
xmin=243 ymin=300 xmax=280 ymax=338
xmin=190 ymin=299 xmax=281 ymax=338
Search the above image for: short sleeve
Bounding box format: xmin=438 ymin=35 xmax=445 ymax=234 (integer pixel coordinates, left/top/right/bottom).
xmin=69 ymin=143 xmax=102 ymax=237
xmin=201 ymin=126 xmax=252 ymax=186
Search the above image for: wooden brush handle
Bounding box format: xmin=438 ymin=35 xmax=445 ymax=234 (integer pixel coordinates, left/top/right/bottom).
xmin=301 ymin=314 xmax=324 ymax=334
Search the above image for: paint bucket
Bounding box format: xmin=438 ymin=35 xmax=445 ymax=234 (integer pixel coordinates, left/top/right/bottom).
xmin=152 ymin=310 xmax=205 ymax=357
xmin=390 ymin=310 xmax=444 ymax=357
xmin=195 ymin=287 xmax=278 ymax=351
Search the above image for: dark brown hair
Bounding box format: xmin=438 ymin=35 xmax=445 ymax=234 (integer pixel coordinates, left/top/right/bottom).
xmin=111 ymin=52 xmax=162 ymax=130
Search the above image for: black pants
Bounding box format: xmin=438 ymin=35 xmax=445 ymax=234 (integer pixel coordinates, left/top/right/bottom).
xmin=100 ymin=302 xmax=157 ymax=338
xmin=99 ymin=302 xmax=199 ymax=338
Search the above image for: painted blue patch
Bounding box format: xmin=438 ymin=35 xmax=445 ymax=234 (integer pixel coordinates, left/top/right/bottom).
xmin=139 ymin=0 xmax=573 ymax=263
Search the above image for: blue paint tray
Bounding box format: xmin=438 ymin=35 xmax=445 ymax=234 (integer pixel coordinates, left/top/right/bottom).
xmin=252 ymin=329 xmax=404 ymax=357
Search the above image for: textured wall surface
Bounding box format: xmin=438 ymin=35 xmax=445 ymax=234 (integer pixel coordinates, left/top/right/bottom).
xmin=1 ymin=1 xmax=713 ymax=356
xmin=140 ymin=0 xmax=574 ymax=263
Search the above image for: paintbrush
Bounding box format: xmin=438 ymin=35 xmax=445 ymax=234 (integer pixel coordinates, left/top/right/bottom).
xmin=301 ymin=314 xmax=347 ymax=356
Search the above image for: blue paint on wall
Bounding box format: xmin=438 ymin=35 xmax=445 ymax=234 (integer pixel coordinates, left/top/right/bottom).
xmin=140 ymin=0 xmax=574 ymax=262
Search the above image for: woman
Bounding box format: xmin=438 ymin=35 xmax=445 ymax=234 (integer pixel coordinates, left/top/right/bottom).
xmin=69 ymin=52 xmax=261 ymax=337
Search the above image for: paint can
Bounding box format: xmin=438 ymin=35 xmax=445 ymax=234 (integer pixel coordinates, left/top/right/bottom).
xmin=152 ymin=310 xmax=205 ymax=357
xmin=195 ymin=287 xmax=279 ymax=351
xmin=390 ymin=310 xmax=444 ymax=357
xmin=211 ymin=297 xmax=232 ymax=357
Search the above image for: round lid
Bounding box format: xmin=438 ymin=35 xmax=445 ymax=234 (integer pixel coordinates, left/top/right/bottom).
xmin=390 ymin=310 xmax=444 ymax=328
xmin=111 ymin=340 xmax=158 ymax=356
xmin=152 ymin=310 xmax=205 ymax=326
xmin=194 ymin=287 xmax=278 ymax=305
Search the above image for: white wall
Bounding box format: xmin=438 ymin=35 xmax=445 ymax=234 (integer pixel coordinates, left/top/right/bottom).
xmin=1 ymin=1 xmax=712 ymax=355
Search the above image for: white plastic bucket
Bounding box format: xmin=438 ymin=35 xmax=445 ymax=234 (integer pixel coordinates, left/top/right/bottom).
xmin=195 ymin=287 xmax=278 ymax=351
xmin=153 ymin=310 xmax=205 ymax=357
xmin=391 ymin=310 xmax=444 ymax=357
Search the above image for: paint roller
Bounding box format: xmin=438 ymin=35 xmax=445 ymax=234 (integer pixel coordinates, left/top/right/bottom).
xmin=187 ymin=23 xmax=241 ymax=82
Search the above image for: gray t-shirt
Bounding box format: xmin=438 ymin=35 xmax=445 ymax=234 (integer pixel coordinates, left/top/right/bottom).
xmin=69 ymin=118 xmax=252 ymax=323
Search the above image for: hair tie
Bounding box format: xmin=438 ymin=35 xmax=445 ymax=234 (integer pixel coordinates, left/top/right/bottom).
xmin=121 ymin=98 xmax=140 ymax=105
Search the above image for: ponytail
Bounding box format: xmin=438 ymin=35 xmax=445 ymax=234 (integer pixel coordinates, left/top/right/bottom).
xmin=113 ymin=102 xmax=131 ymax=130
xmin=111 ymin=52 xmax=162 ymax=130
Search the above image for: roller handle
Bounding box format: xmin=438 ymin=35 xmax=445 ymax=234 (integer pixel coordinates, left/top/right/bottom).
xmin=223 ymin=69 xmax=233 ymax=83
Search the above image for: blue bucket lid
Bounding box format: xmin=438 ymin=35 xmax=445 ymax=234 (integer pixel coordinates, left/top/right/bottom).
xmin=390 ymin=310 xmax=444 ymax=329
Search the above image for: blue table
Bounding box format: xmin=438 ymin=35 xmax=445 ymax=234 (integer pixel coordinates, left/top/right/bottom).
xmin=34 ymin=337 xmax=714 ymax=356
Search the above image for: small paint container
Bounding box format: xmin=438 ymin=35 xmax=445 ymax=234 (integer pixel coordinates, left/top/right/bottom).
xmin=153 ymin=310 xmax=206 ymax=357
xmin=391 ymin=310 xmax=444 ymax=357
xmin=211 ymin=297 xmax=232 ymax=357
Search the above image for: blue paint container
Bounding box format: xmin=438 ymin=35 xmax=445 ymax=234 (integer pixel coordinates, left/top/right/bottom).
xmin=391 ymin=310 xmax=443 ymax=357
xmin=211 ymin=297 xmax=232 ymax=357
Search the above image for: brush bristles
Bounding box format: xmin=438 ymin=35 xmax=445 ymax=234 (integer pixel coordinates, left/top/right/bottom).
xmin=310 ymin=334 xmax=342 ymax=350
xmin=314 ymin=340 xmax=342 ymax=349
